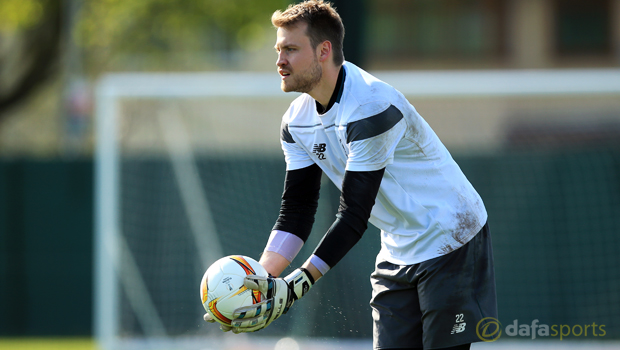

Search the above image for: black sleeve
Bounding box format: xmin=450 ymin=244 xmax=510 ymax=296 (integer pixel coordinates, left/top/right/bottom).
xmin=272 ymin=163 xmax=323 ymax=242
xmin=313 ymin=168 xmax=385 ymax=268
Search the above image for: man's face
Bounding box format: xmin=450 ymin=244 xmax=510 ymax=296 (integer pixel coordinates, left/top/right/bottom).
xmin=275 ymin=22 xmax=322 ymax=93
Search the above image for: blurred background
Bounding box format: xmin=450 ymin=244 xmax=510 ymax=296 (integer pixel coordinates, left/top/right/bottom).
xmin=1 ymin=0 xmax=620 ymax=349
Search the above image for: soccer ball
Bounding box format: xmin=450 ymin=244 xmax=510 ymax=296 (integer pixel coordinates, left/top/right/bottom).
xmin=200 ymin=255 xmax=268 ymax=326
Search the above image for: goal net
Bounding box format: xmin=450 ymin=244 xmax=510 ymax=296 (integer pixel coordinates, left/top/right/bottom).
xmin=94 ymin=69 xmax=620 ymax=350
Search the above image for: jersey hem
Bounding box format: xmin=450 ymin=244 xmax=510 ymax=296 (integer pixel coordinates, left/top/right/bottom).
xmin=286 ymin=160 xmax=316 ymax=171
xmin=378 ymin=217 xmax=485 ymax=266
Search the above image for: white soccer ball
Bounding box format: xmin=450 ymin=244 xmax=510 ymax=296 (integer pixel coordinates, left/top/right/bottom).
xmin=200 ymin=255 xmax=268 ymax=326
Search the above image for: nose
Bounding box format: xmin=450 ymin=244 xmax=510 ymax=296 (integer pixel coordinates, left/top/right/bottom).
xmin=276 ymin=52 xmax=286 ymax=67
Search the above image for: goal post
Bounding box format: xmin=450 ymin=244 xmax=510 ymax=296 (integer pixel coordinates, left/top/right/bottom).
xmin=94 ymin=69 xmax=620 ymax=350
xmin=94 ymin=72 xmax=322 ymax=350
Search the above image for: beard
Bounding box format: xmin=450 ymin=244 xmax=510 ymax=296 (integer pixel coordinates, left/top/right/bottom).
xmin=281 ymin=57 xmax=322 ymax=93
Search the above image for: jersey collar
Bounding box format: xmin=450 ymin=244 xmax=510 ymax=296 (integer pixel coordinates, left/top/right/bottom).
xmin=316 ymin=66 xmax=346 ymax=115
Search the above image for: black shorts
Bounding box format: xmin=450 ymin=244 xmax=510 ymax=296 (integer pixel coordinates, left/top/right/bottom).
xmin=370 ymin=222 xmax=497 ymax=350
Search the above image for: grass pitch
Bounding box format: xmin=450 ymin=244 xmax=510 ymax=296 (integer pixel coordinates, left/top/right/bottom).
xmin=0 ymin=338 xmax=95 ymax=350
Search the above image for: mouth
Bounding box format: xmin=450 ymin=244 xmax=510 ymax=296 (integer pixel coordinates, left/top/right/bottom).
xmin=279 ymin=70 xmax=291 ymax=79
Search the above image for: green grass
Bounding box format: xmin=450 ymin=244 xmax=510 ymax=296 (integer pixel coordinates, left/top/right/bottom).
xmin=0 ymin=338 xmax=95 ymax=350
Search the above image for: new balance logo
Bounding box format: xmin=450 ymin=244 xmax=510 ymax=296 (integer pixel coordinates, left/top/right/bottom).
xmin=451 ymin=322 xmax=466 ymax=334
xmin=451 ymin=313 xmax=466 ymax=334
xmin=312 ymin=143 xmax=327 ymax=160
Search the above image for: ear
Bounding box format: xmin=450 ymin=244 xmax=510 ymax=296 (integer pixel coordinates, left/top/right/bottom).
xmin=317 ymin=40 xmax=332 ymax=63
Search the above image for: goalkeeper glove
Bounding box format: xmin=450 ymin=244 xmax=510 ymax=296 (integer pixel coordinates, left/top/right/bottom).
xmin=203 ymin=312 xmax=233 ymax=332
xmin=229 ymin=268 xmax=315 ymax=333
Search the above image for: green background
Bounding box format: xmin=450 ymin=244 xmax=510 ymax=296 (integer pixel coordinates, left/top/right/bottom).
xmin=1 ymin=147 xmax=619 ymax=338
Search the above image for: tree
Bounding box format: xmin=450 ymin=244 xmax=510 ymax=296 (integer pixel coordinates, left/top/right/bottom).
xmin=0 ymin=0 xmax=62 ymax=121
xmin=0 ymin=0 xmax=289 ymax=121
xmin=75 ymin=0 xmax=289 ymax=73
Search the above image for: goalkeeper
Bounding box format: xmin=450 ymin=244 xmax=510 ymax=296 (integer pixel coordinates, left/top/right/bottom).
xmin=205 ymin=1 xmax=497 ymax=349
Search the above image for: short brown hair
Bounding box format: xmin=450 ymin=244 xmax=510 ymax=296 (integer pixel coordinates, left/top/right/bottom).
xmin=272 ymin=0 xmax=345 ymax=65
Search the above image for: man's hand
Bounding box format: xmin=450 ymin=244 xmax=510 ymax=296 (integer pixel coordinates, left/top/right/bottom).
xmin=229 ymin=268 xmax=315 ymax=333
xmin=203 ymin=313 xmax=233 ymax=332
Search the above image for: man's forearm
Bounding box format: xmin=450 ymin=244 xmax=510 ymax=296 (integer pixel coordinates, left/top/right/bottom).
xmin=259 ymin=251 xmax=291 ymax=277
xmin=259 ymin=251 xmax=323 ymax=282
xmin=302 ymin=258 xmax=323 ymax=282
